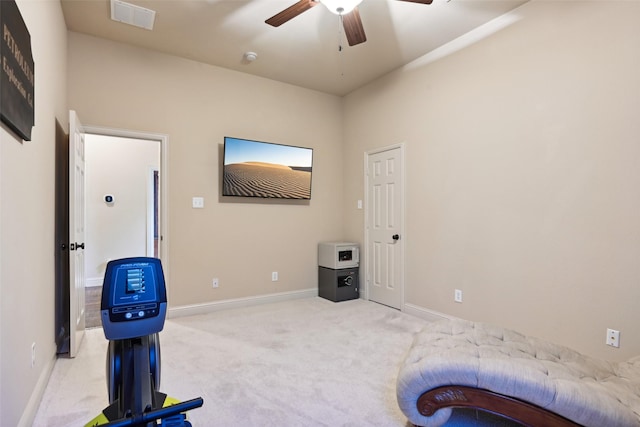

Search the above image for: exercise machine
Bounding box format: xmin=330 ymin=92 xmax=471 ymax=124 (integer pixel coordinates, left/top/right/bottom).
xmin=86 ymin=257 xmax=203 ymax=427
xmin=86 ymin=257 xmax=203 ymax=426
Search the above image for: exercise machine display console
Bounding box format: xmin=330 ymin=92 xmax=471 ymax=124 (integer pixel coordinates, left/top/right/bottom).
xmin=101 ymin=258 xmax=167 ymax=341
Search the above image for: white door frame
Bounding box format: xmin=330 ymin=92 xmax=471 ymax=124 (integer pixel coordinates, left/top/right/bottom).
xmin=69 ymin=110 xmax=86 ymax=357
xmin=363 ymin=143 xmax=406 ymax=309
xmin=83 ymin=125 xmax=169 ymax=280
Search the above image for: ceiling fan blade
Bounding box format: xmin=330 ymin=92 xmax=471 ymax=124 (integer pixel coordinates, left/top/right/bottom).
xmin=342 ymin=7 xmax=366 ymax=46
xmin=396 ymin=0 xmax=433 ymax=4
xmin=265 ymin=0 xmax=319 ymax=27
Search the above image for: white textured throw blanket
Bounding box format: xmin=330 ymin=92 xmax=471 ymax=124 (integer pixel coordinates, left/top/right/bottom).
xmin=397 ymin=319 xmax=640 ymax=427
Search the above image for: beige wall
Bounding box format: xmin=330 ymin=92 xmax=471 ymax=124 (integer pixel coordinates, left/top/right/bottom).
xmin=68 ymin=32 xmax=345 ymax=307
xmin=5 ymin=1 xmax=640 ymax=423
xmin=343 ymin=0 xmax=640 ymax=361
xmin=85 ymin=134 xmax=160 ymax=282
xmin=0 ymin=1 xmax=68 ymax=426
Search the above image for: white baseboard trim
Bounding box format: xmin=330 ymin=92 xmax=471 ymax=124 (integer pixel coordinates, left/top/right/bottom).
xmin=18 ymin=352 xmax=57 ymax=427
xmin=167 ymin=288 xmax=318 ymax=319
xmin=402 ymin=303 xmax=458 ymax=323
xmin=86 ymin=277 xmax=103 ymax=287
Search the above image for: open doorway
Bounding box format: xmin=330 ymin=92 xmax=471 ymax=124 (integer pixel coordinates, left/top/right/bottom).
xmin=83 ymin=131 xmax=165 ymax=328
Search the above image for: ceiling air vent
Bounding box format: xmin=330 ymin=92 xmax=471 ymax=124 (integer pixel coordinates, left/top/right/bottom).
xmin=110 ymin=0 xmax=156 ymax=30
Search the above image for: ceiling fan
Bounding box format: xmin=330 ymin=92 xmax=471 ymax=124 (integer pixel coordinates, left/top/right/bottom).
xmin=266 ymin=0 xmax=433 ymax=47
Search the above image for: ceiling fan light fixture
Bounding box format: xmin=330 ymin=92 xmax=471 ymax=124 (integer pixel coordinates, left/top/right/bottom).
xmin=319 ymin=0 xmax=363 ymax=15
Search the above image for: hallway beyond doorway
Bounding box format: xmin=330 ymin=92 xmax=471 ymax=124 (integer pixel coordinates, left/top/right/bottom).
xmin=85 ymin=286 xmax=101 ymax=329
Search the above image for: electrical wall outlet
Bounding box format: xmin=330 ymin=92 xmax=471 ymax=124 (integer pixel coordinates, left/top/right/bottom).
xmin=272 ymin=272 xmax=278 ymax=282
xmin=454 ymin=289 xmax=463 ymax=303
xmin=606 ymin=328 xmax=620 ymax=348
xmin=212 ymin=278 xmax=219 ymax=288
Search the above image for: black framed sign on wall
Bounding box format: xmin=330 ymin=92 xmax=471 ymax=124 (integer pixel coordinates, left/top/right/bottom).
xmin=1 ymin=0 xmax=35 ymax=141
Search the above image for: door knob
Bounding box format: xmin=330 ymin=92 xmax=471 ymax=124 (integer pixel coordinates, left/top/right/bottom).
xmin=392 ymin=234 xmax=400 ymax=241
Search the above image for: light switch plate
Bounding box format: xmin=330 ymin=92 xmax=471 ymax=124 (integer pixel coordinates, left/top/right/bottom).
xmin=192 ymin=197 xmax=204 ymax=208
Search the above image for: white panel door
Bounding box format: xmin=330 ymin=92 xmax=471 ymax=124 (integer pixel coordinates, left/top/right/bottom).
xmin=366 ymin=145 xmax=404 ymax=309
xmin=69 ymin=110 xmax=86 ymax=357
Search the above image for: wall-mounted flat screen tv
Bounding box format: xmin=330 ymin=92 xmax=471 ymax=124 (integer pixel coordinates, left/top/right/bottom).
xmin=222 ymin=136 xmax=313 ymax=199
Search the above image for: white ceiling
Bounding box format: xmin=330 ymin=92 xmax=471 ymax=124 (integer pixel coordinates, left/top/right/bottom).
xmin=60 ymin=0 xmax=528 ymax=96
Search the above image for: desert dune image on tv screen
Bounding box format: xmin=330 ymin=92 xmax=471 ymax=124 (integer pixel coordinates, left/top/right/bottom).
xmin=223 ymin=138 xmax=313 ymax=199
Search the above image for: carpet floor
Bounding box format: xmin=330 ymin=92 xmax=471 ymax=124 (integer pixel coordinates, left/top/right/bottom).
xmin=33 ymin=297 xmax=520 ymax=427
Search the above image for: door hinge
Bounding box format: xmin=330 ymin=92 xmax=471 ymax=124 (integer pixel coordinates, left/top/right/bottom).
xmin=70 ymin=242 xmax=85 ymax=251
